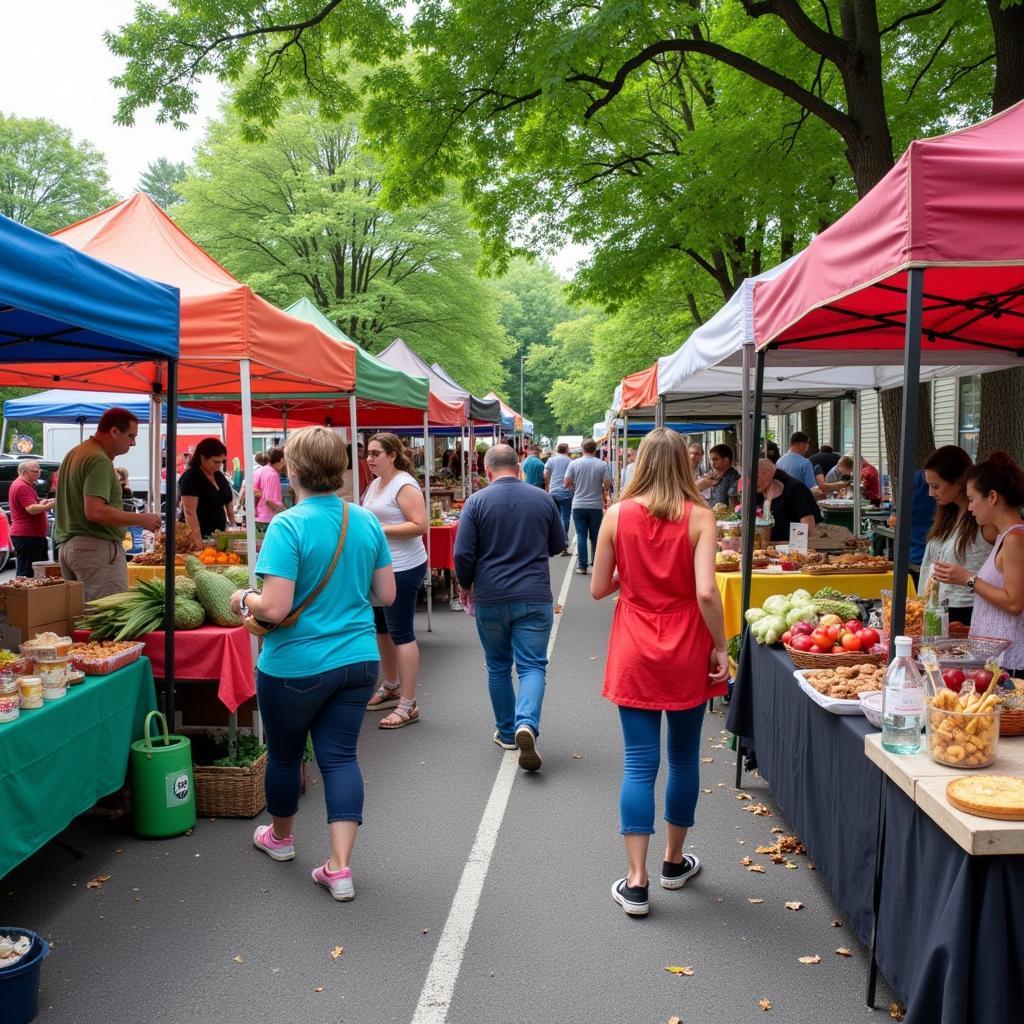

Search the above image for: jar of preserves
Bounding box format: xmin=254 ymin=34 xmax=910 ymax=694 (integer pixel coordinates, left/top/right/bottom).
xmin=38 ymin=657 xmax=70 ymax=700
xmin=0 ymin=672 xmax=20 ymax=722
xmin=18 ymin=675 xmax=43 ymax=709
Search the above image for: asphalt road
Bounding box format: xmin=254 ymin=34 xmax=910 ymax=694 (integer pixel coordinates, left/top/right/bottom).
xmin=1 ymin=553 xmax=896 ymax=1023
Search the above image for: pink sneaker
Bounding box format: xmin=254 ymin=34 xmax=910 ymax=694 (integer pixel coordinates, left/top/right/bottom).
xmin=253 ymin=825 xmax=295 ymax=862
xmin=312 ymin=862 xmax=355 ymax=901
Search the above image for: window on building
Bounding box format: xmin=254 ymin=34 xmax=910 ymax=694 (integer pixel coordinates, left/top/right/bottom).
xmin=839 ymin=401 xmax=855 ymax=455
xmin=958 ymin=376 xmax=980 ymax=459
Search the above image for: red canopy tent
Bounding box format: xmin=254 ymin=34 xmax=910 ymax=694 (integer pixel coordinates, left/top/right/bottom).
xmin=743 ymin=100 xmax=1024 ymax=646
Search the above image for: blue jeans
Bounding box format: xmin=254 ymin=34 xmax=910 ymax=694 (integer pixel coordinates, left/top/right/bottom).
xmin=572 ymin=507 xmax=603 ymax=569
xmin=617 ymin=704 xmax=706 ymax=834
xmin=373 ymin=561 xmax=426 ymax=645
xmin=474 ymin=601 xmax=553 ymax=741
xmin=257 ymin=660 xmax=378 ymax=823
xmin=551 ymin=491 xmax=572 ymax=549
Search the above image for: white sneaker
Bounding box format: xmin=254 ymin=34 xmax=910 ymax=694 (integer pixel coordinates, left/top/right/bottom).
xmin=514 ymin=725 xmax=542 ymax=772
xmin=493 ymin=730 xmax=517 ymax=750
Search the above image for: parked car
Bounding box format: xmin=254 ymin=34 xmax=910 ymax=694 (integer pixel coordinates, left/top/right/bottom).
xmin=0 ymin=455 xmax=59 ymax=503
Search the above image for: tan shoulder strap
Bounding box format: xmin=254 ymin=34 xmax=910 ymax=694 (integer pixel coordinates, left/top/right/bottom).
xmin=278 ymin=501 xmax=349 ymax=629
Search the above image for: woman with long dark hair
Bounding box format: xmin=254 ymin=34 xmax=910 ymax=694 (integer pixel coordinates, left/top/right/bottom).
xmin=920 ymin=445 xmax=996 ymax=625
xmin=178 ymin=437 xmax=234 ymax=548
xmin=362 ymin=432 xmax=429 ymax=728
xmin=590 ymin=428 xmax=729 ymax=917
xmin=959 ymin=453 xmax=1024 ymax=676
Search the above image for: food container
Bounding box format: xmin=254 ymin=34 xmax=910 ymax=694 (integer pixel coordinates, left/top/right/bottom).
xmin=859 ymin=690 xmax=884 ymax=729
xmin=881 ymin=589 xmax=925 ymax=637
xmin=925 ymin=704 xmax=1000 ymax=768
xmin=67 ymin=670 xmax=85 ymax=686
xmin=37 ymin=658 xmax=70 ymax=700
xmin=31 ymin=561 xmax=62 ymax=579
xmin=7 ymin=655 xmax=33 ymax=677
xmin=18 ymin=676 xmax=43 ymax=709
xmin=0 ymin=675 xmax=20 ymax=722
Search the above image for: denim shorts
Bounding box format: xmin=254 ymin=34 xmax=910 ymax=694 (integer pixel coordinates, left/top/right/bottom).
xmin=373 ymin=561 xmax=426 ymax=645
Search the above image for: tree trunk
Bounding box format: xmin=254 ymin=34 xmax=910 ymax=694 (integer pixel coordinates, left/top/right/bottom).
xmin=800 ymin=408 xmax=820 ymax=452
xmin=978 ymin=370 xmax=1024 ymax=462
xmin=988 ymin=0 xmax=1024 ymax=114
xmin=880 ymin=384 xmax=935 ymax=500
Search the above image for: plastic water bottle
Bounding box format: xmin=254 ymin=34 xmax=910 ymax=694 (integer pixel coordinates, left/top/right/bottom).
xmin=882 ymin=635 xmax=925 ymax=754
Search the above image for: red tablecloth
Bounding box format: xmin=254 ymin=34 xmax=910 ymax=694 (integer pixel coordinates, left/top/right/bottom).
xmin=427 ymin=524 xmax=458 ymax=572
xmin=75 ymin=625 xmax=255 ymax=713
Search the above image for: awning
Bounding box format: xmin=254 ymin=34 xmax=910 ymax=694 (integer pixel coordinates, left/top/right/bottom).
xmin=5 ymin=389 xmax=220 ymax=424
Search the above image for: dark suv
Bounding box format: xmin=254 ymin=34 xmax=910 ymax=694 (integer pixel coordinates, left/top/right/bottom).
xmin=0 ymin=456 xmax=60 ymax=504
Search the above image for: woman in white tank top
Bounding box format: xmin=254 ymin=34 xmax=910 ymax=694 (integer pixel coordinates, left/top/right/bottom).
xmin=362 ymin=433 xmax=428 ymax=729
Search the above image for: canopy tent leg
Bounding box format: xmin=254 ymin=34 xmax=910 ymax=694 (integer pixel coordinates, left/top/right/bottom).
xmin=468 ymin=419 xmax=475 ymax=495
xmin=889 ymin=269 xmax=925 ymax=645
xmin=655 ymin=396 xmax=666 ymax=429
xmin=735 ymin=347 xmax=766 ymax=791
xmin=424 ymin=411 xmax=432 ymax=633
xmin=461 ymin=425 xmax=467 ymax=499
xmin=349 ymin=395 xmax=360 ymax=505
xmin=239 ymin=358 xmax=261 ymax=692
xmin=148 ymin=394 xmax=161 ymax=513
xmin=740 ymin=341 xmax=751 ymax=474
xmin=162 ymin=360 xmax=178 ymax=724
xmin=78 ymin=417 xmax=85 ymax=444
xmin=281 ymin=403 xmax=288 ymax=440
xmin=852 ymin=392 xmax=862 ymax=537
xmin=0 ymin=417 xmax=7 ymax=454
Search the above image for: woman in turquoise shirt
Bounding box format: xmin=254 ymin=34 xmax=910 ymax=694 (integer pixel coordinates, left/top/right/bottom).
xmin=231 ymin=427 xmax=395 ymax=902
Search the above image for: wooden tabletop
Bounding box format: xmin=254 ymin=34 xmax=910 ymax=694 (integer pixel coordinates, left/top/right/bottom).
xmin=865 ymin=732 xmax=1024 ymax=855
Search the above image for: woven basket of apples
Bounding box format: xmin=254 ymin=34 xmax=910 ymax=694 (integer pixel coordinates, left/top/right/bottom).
xmin=784 ymin=614 xmax=883 ymax=669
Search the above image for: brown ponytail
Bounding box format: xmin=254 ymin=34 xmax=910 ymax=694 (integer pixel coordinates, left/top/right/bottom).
xmin=966 ymin=451 xmax=1024 ymax=508
xmin=370 ymin=433 xmax=414 ymax=475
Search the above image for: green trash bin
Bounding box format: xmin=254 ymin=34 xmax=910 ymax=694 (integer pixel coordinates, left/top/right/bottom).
xmin=130 ymin=711 xmax=196 ymax=838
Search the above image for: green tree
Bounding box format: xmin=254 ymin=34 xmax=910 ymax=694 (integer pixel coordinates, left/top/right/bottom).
xmin=174 ymin=98 xmax=512 ymax=394
xmin=138 ymin=157 xmax=187 ymax=209
xmin=0 ymin=114 xmax=115 ymax=232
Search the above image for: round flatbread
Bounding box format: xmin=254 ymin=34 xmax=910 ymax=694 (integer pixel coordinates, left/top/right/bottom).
xmin=946 ymin=775 xmax=1024 ymax=820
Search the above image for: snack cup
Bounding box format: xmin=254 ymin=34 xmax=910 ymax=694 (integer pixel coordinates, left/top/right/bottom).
xmin=925 ymin=704 xmax=1000 ymax=768
xmin=20 ymin=640 xmax=60 ymax=661
xmin=18 ymin=675 xmax=43 ymax=709
xmin=881 ymin=589 xmax=925 ymax=638
xmin=37 ymin=657 xmax=70 ymax=700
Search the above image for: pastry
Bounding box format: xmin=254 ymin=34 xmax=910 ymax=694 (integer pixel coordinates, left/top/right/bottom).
xmin=946 ymin=775 xmax=1024 ymax=820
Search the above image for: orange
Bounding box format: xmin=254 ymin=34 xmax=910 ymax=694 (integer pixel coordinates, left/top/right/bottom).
xmin=216 ymin=552 xmax=230 ymax=564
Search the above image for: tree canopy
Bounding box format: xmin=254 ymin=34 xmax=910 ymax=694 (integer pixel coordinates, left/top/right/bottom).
xmin=138 ymin=157 xmax=188 ymax=209
xmin=0 ymin=113 xmax=115 ymax=232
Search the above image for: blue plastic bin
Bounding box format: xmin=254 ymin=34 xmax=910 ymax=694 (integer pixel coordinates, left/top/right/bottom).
xmin=0 ymin=928 xmax=50 ymax=1024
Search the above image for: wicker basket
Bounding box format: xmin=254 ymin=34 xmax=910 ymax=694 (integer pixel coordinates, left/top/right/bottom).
xmin=784 ymin=644 xmax=883 ymax=669
xmin=1000 ymin=708 xmax=1024 ymax=737
xmin=194 ymin=752 xmax=267 ymax=818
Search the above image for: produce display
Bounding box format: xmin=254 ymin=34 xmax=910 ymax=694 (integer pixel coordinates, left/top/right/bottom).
xmin=745 ymin=588 xmax=880 ymax=655
xmin=194 ymin=545 xmax=244 ymax=566
xmin=926 ymin=675 xmax=1002 ymax=767
xmin=803 ymin=664 xmax=884 ymax=700
xmin=130 ymin=522 xmax=201 ymax=566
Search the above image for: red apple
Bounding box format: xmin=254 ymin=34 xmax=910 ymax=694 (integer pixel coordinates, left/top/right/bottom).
xmin=790 ymin=621 xmax=815 ymax=636
xmin=791 ymin=634 xmax=814 ymax=653
xmin=972 ymin=668 xmax=994 ymax=689
xmin=782 ymin=630 xmax=793 ymax=646
xmin=841 ymin=632 xmax=863 ymax=652
xmin=825 ymin=623 xmax=842 ymax=642
xmin=857 ymin=627 xmax=880 ymax=647
xmin=941 ymin=668 xmax=966 ymax=692
xmin=810 ymin=628 xmax=833 ymax=651
xmin=844 ymin=619 xmax=862 ymax=633
xmin=832 ymin=644 xmax=845 ymax=654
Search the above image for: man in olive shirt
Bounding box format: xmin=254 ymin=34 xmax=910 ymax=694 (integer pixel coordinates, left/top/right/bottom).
xmin=56 ymin=408 xmax=162 ymax=601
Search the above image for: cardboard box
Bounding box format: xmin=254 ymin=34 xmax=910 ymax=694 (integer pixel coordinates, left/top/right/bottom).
xmin=0 ymin=581 xmax=84 ymax=631
xmin=0 ymin=619 xmax=71 ymax=651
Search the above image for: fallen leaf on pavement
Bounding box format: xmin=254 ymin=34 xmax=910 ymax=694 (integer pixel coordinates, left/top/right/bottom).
xmin=330 ymin=946 xmax=344 ymax=959
xmin=831 ymin=919 xmax=844 ymax=927
xmin=740 ymin=856 xmax=753 ymax=866
xmin=665 ymin=966 xmax=695 ymax=976
xmin=554 ymin=604 xmax=563 ymax=614
xmin=736 ymin=793 xmax=752 ymax=801
xmin=701 ymin=757 xmax=714 ymax=763
xmin=798 ymin=955 xmax=822 ymax=965
xmin=784 ymin=901 xmax=804 ymax=911
xmin=889 ymin=1002 xmax=906 ymax=1021
xmin=701 ymin=788 xmax=712 ymax=794
xmin=759 ymin=998 xmax=773 ymax=1011
xmin=570 ymin=752 xmax=583 ymax=759
xmin=770 ymin=827 xmax=785 ymax=834
xmin=86 ymin=875 xmax=111 ymax=889
xmin=421 ymin=929 xmax=429 ymax=935
xmin=314 ymin=987 xmax=324 ymax=993
xmin=232 ymin=956 xmax=244 ymax=964
xmin=835 ymin=947 xmax=853 ymax=958
xmin=747 ymin=897 xmax=764 ymax=904
xmin=668 ymin=1017 xmax=683 ymax=1024
xmin=747 ymin=865 xmax=766 ymax=873
xmin=743 ymin=803 xmax=774 ymax=817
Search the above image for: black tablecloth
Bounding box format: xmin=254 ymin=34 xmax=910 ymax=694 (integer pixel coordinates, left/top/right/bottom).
xmin=726 ymin=640 xmax=1024 ymax=1024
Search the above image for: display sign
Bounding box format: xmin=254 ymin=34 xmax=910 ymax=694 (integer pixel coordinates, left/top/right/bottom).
xmin=789 ymin=522 xmax=809 ymax=554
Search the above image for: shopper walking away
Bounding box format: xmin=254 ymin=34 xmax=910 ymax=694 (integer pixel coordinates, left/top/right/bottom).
xmin=56 ymin=408 xmax=162 ymax=601
xmin=178 ymin=438 xmax=234 ymax=549
xmin=455 ymin=444 xmax=565 ymax=771
xmin=544 ymin=442 xmax=573 ymax=555
xmin=363 ymin=432 xmax=429 ymax=728
xmin=9 ymin=460 xmax=54 ymax=577
xmin=231 ymin=427 xmax=395 ymax=902
xmin=565 ymin=438 xmax=612 ymax=575
xmin=590 ymin=427 xmax=729 ymax=917
xmin=521 ymin=445 xmax=546 ymax=488
xmin=253 ymin=448 xmax=286 ymax=524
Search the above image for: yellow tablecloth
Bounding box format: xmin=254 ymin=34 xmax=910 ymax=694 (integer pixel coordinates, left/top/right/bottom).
xmin=716 ymin=570 xmax=916 ymax=639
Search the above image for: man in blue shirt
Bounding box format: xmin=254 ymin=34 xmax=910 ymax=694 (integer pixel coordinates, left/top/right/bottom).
xmin=776 ymin=431 xmax=821 ymax=496
xmin=455 ymin=444 xmax=565 ymax=772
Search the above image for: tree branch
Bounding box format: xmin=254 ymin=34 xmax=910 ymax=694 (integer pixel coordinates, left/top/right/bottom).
xmin=880 ymin=0 xmax=948 ymax=37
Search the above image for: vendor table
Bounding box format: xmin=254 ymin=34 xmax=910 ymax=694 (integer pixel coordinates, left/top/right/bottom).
xmin=726 ymin=641 xmax=1024 ymax=1024
xmin=427 ymin=524 xmax=458 ymax=572
xmin=715 ymin=570 xmax=913 ymax=638
xmin=0 ymin=657 xmax=156 ymax=878
xmin=73 ymin=625 xmax=255 ymax=712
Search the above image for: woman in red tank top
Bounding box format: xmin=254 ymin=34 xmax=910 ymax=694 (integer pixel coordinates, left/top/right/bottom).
xmin=591 ymin=428 xmax=729 ymax=917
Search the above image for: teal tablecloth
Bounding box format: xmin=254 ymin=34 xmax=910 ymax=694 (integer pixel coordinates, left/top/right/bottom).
xmin=0 ymin=657 xmax=156 ymax=878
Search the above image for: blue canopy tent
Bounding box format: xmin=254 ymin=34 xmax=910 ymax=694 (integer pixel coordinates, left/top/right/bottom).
xmin=2 ymin=389 xmax=221 ymax=450
xmin=0 ymin=213 xmax=181 ymax=717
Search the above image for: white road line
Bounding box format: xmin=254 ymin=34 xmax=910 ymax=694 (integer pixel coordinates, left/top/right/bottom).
xmin=409 ymin=549 xmax=580 ymax=1024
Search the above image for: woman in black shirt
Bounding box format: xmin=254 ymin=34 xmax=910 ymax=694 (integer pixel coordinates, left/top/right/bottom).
xmin=178 ymin=438 xmax=234 ymax=547
xmin=755 ymin=459 xmax=821 ymax=542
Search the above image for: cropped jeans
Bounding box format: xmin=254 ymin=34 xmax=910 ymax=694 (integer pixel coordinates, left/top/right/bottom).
xmin=256 ymin=660 xmax=378 ymax=823
xmin=474 ymin=601 xmax=553 ymax=742
xmin=617 ymin=704 xmax=706 ymax=834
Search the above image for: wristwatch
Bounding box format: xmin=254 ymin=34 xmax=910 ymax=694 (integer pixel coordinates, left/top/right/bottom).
xmin=966 ymin=575 xmax=977 ymax=594
xmin=238 ymin=587 xmax=259 ymax=617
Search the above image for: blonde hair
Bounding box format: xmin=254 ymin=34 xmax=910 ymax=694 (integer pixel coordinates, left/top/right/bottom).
xmin=114 ymin=466 xmax=130 ymax=486
xmin=620 ymin=427 xmax=705 ymax=520
xmin=284 ymin=427 xmax=348 ymax=493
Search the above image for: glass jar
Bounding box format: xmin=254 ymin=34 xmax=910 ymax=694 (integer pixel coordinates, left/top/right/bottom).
xmin=0 ymin=672 xmax=20 ymax=723
xmin=18 ymin=675 xmax=43 ymax=710
xmin=37 ymin=657 xmax=70 ymax=700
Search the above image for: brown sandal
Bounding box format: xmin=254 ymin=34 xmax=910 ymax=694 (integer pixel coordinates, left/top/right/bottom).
xmin=367 ymin=684 xmax=400 ymax=711
xmin=379 ymin=702 xmax=419 ymax=729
